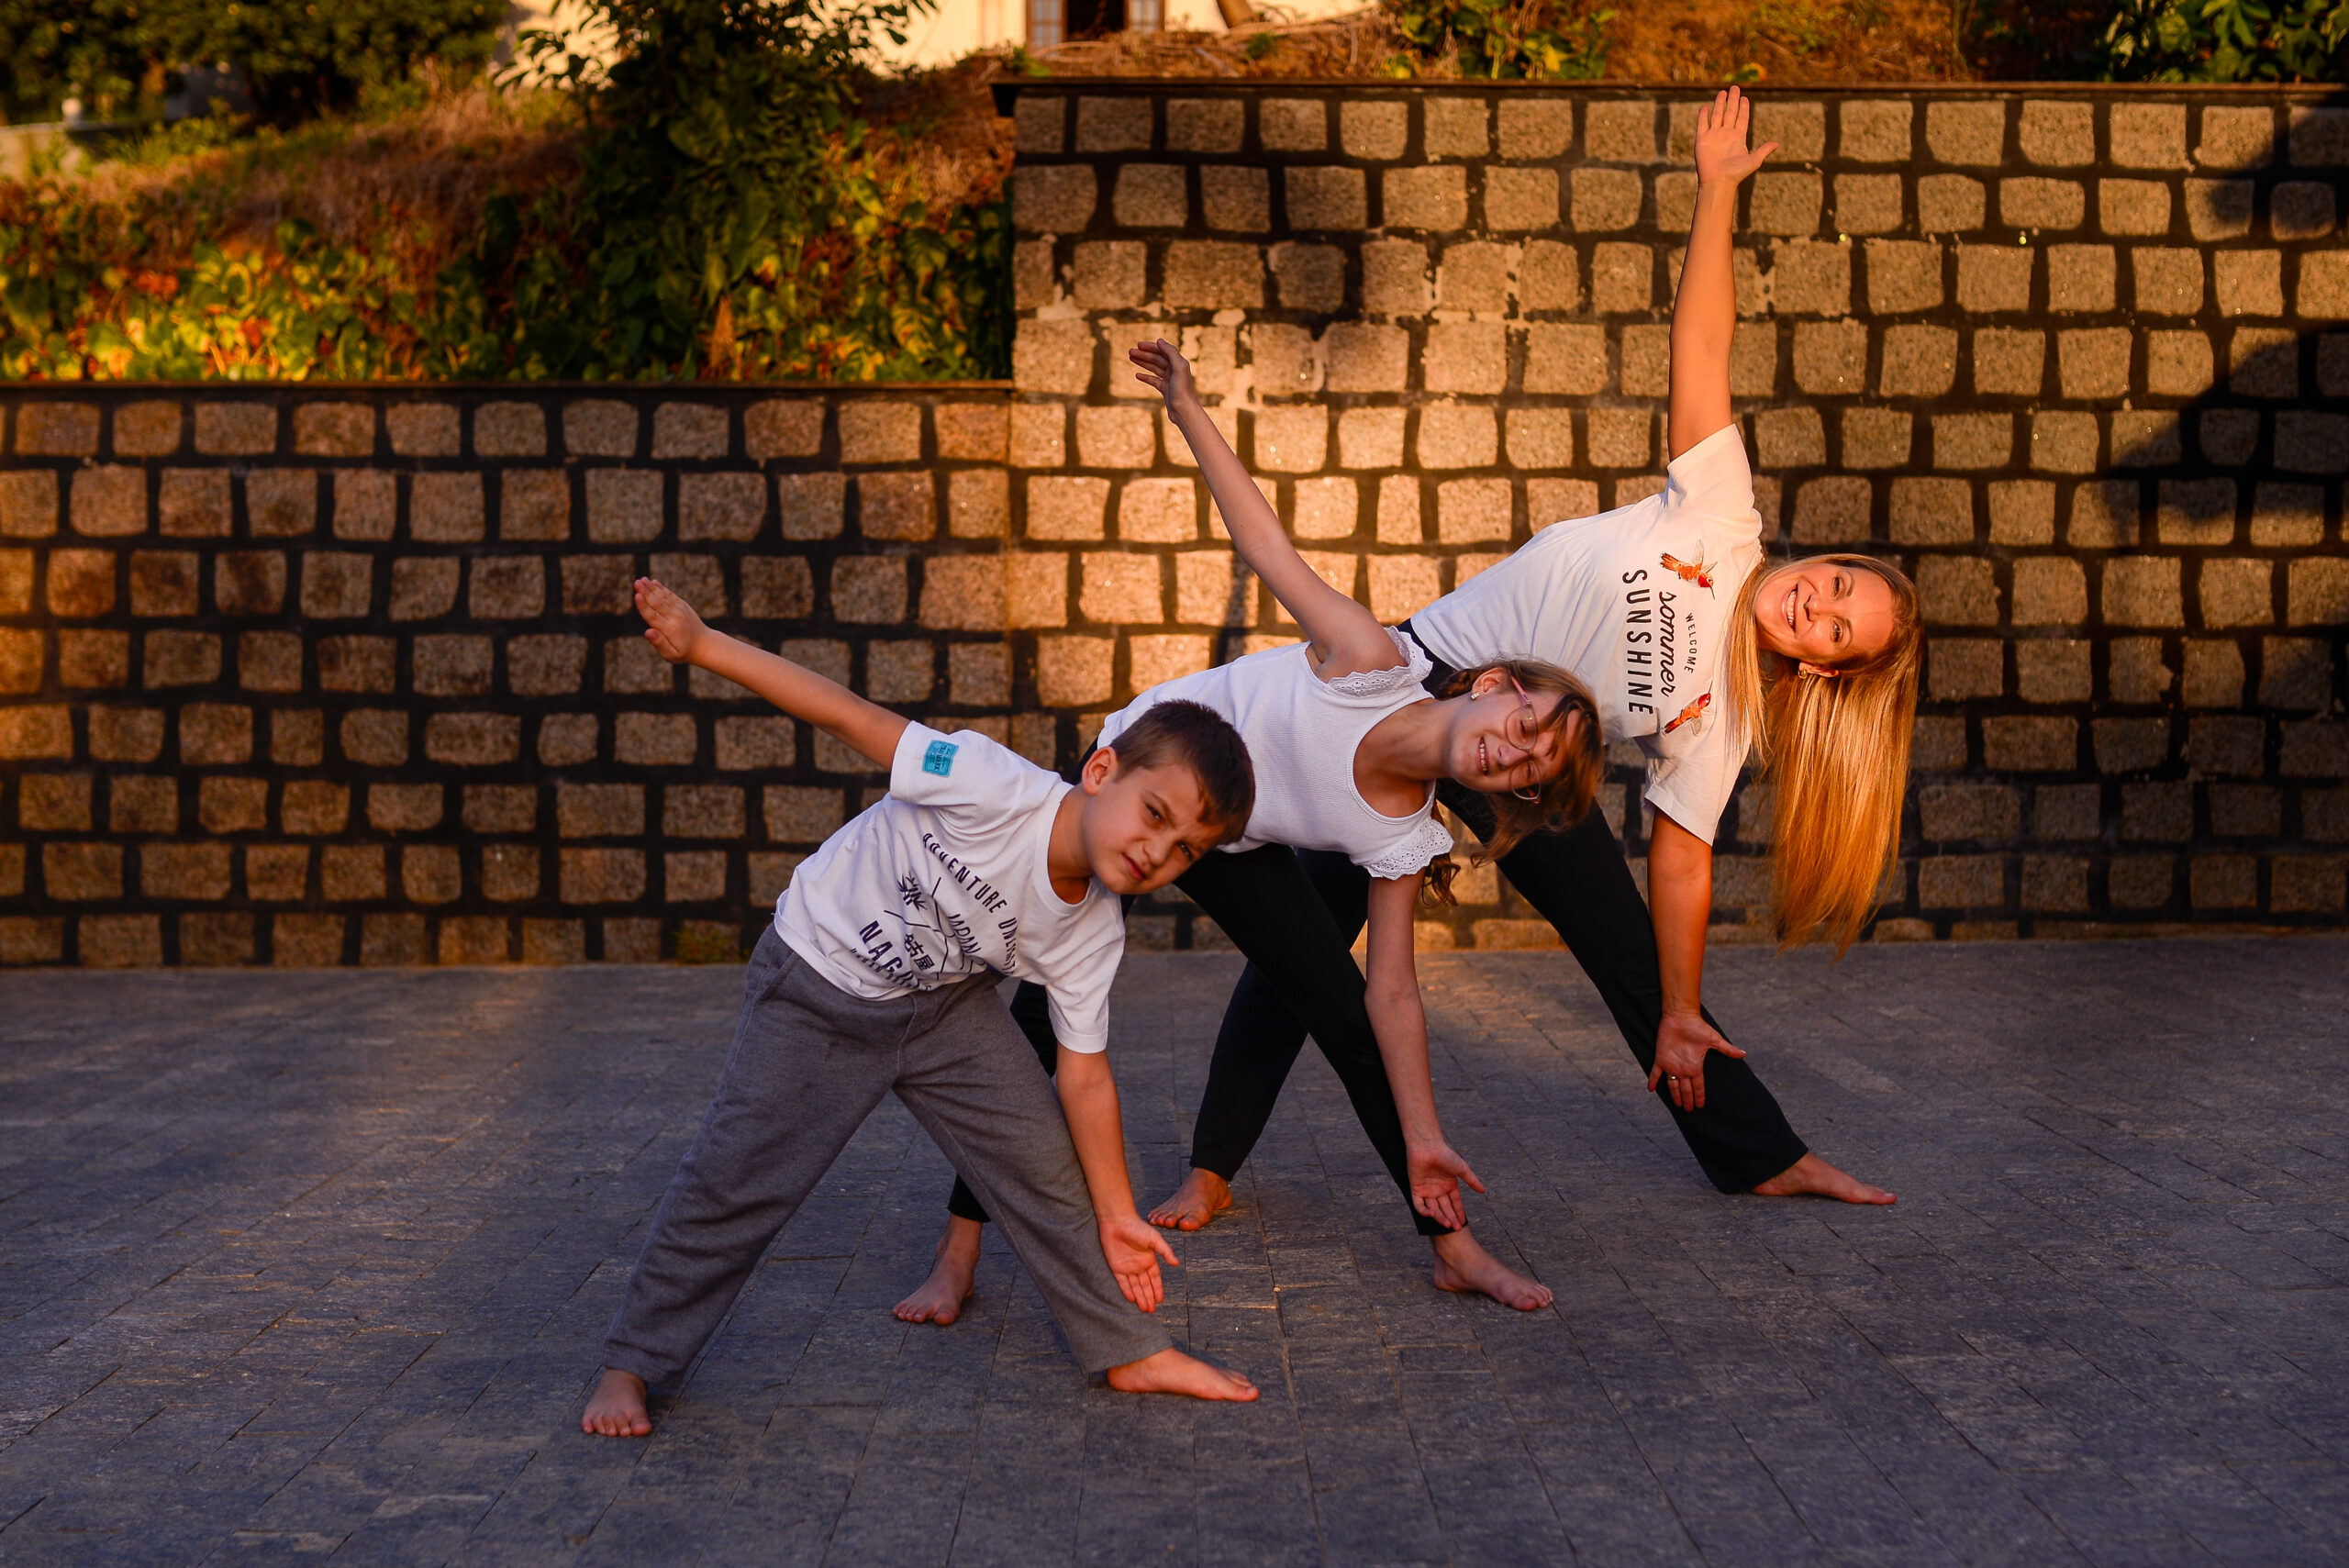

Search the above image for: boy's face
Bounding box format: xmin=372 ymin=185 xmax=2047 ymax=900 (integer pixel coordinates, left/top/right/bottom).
xmin=1075 ymin=750 xmax=1227 ymax=895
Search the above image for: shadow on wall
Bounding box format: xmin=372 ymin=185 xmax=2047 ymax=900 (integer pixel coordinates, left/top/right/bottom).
xmin=2086 ymin=326 xmax=2343 ymax=723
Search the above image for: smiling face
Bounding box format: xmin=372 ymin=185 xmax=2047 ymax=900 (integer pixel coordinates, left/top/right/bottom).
xmin=1074 ymin=753 xmax=1227 ymax=895
xmin=1754 ymin=560 xmax=1898 ymax=670
xmin=1442 ymin=671 xmax=1575 ymax=797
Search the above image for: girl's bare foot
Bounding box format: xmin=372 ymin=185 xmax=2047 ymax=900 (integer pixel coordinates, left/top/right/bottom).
xmin=582 ymin=1368 xmax=651 ymax=1438
xmin=1146 ymin=1168 xmax=1232 ymax=1231
xmin=1103 ymin=1346 xmax=1258 ymax=1401
xmin=894 ymin=1216 xmax=982 ymax=1325
xmin=1751 ymin=1151 xmax=1896 ymax=1205
xmin=1430 ymin=1229 xmax=1553 ymax=1311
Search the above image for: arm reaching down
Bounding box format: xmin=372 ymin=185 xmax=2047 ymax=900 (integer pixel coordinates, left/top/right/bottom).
xmin=1644 ymin=810 xmax=1748 ymax=1112
xmin=1056 ymin=1046 xmax=1180 ymax=1312
xmin=1363 ymin=873 xmax=1486 ymax=1229
xmin=637 ymin=576 xmax=906 ymax=771
xmin=1670 ymin=86 xmax=1776 ymax=461
xmin=1130 ymin=339 xmax=1400 ymax=680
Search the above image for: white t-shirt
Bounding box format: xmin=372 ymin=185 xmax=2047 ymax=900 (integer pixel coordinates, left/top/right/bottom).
xmin=773 ymin=723 xmax=1125 ymax=1054
xmin=1407 ymin=423 xmax=1765 ymax=845
xmin=1098 ymin=628 xmax=1454 ymax=881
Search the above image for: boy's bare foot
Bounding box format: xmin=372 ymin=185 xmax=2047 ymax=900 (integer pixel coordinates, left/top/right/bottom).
xmin=1146 ymin=1168 xmax=1232 ymax=1231
xmin=1751 ymin=1151 xmax=1896 ymax=1205
xmin=894 ymin=1216 xmax=982 ymax=1325
xmin=582 ymin=1368 xmax=651 ymax=1438
xmin=1104 ymin=1346 xmax=1258 ymax=1401
xmin=1430 ymin=1229 xmax=1553 ymax=1312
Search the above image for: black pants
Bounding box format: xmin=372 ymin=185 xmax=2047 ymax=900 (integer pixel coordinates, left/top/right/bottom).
xmin=1176 ymin=637 xmax=1809 ymax=1195
xmin=949 ymin=844 xmax=1450 ymax=1238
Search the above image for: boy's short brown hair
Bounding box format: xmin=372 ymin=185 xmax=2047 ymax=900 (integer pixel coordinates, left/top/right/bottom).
xmin=1104 ymin=699 xmax=1255 ymax=843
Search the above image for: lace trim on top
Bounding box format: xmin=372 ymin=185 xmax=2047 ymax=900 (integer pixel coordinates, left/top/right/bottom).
xmin=1358 ymin=817 xmax=1459 ymax=882
xmin=1319 ymin=626 xmax=1432 ymax=699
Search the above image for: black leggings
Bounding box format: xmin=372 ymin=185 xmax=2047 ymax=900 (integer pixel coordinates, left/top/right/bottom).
xmin=1202 ymin=781 xmax=1811 ymax=1195
xmin=948 ymin=844 xmax=1451 ymax=1238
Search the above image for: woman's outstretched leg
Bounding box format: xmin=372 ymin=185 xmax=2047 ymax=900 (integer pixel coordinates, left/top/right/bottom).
xmin=1436 ymin=782 xmax=1887 ymax=1202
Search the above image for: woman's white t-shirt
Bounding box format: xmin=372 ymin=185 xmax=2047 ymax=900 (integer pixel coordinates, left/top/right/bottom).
xmin=773 ymin=723 xmax=1126 ymax=1054
xmin=1098 ymin=628 xmax=1455 ymax=882
xmin=1407 ymin=423 xmax=1765 ymax=845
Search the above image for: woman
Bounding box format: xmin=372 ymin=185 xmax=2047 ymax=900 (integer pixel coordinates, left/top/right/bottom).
xmin=1139 ymin=83 xmax=1923 ymax=1236
xmin=896 ymin=345 xmax=1607 ymax=1320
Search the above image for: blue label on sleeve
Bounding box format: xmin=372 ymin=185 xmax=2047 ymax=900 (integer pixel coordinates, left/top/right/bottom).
xmin=922 ymin=739 xmax=958 ymax=776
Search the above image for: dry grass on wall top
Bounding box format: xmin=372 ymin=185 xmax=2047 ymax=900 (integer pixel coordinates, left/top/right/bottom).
xmin=1003 ymin=0 xmax=1979 ymax=83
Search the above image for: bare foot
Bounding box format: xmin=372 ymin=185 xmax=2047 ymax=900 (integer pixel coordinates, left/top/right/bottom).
xmin=1751 ymin=1151 xmax=1896 ymax=1205
xmin=1146 ymin=1168 xmax=1232 ymax=1231
xmin=894 ymin=1216 xmax=982 ymax=1325
xmin=1430 ymin=1228 xmax=1553 ymax=1312
xmin=582 ymin=1368 xmax=651 ymax=1438
xmin=1103 ymin=1346 xmax=1258 ymax=1401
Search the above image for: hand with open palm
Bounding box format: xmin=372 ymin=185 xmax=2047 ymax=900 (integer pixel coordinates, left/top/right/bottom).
xmin=1693 ymin=84 xmax=1777 ymax=188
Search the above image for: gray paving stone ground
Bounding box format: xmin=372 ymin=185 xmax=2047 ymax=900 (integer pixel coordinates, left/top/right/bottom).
xmin=1 ymin=939 xmax=2347 ymax=1565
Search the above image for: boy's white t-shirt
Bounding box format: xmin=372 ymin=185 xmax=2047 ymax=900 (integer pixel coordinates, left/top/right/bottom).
xmin=773 ymin=723 xmax=1125 ymax=1054
xmin=1406 ymin=423 xmax=1765 ymax=845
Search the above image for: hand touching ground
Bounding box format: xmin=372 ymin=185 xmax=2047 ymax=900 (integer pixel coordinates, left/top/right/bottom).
xmin=1692 ymin=84 xmax=1777 ymax=187
xmin=634 ymin=576 xmax=707 ymax=664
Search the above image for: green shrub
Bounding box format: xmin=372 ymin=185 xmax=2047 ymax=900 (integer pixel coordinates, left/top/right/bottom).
xmin=0 ymin=0 xmax=1010 ymax=383
xmin=0 ymin=0 xmax=500 ymax=124
xmin=2099 ymin=0 xmax=2349 ymax=79
xmin=1387 ymin=0 xmax=1614 ymax=78
xmin=468 ymin=0 xmax=1008 ymax=380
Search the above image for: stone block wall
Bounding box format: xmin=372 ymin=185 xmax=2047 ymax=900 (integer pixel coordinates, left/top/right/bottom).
xmin=6 ymin=84 xmax=2349 ymax=966
xmin=0 ymin=386 xmax=1051 ymax=965
xmin=1002 ymin=82 xmax=2349 ymax=941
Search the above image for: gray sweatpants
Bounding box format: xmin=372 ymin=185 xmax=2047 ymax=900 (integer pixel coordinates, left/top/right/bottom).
xmin=602 ymin=928 xmax=1174 ymax=1383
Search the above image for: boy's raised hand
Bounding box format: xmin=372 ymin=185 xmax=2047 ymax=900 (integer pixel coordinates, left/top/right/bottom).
xmin=1129 ymin=338 xmax=1198 ymax=412
xmin=1099 ymin=1213 xmax=1181 ymax=1313
xmin=636 ymin=576 xmax=707 ymax=665
xmin=1693 ymin=84 xmax=1777 ymax=188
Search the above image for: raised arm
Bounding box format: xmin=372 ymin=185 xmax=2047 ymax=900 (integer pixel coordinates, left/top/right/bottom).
xmin=1130 ymin=339 xmax=1398 ymax=677
xmin=635 ymin=576 xmax=906 ymax=770
xmin=1670 ymin=86 xmax=1776 ymax=461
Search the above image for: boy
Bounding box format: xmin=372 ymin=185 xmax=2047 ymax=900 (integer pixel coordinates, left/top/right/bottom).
xmin=583 ymin=579 xmax=1262 ymax=1437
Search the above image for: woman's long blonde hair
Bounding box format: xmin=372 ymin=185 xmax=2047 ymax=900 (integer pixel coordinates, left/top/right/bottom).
xmin=1722 ymin=553 xmax=1921 ymax=952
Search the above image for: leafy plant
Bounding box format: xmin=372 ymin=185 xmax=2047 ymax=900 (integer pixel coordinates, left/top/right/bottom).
xmin=2099 ymin=0 xmax=2349 ymax=79
xmin=0 ymin=0 xmax=501 ymax=124
xmin=455 ymin=0 xmax=1008 ymax=380
xmin=0 ymin=0 xmax=1014 ymax=383
xmin=1388 ymin=0 xmax=1615 ymax=78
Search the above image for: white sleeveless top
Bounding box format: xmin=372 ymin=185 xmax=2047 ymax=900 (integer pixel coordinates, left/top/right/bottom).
xmin=1098 ymin=628 xmax=1456 ymax=881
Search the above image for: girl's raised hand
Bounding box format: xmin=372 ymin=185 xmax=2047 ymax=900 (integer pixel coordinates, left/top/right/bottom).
xmin=1129 ymin=338 xmax=1198 ymax=410
xmin=1693 ymin=84 xmax=1777 ymax=188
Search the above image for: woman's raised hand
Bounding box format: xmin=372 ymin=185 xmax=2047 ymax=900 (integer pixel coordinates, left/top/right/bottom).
xmin=1693 ymin=84 xmax=1777 ymax=188
xmin=1129 ymin=338 xmax=1198 ymax=411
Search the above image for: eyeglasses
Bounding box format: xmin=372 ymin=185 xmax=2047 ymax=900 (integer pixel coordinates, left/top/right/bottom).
xmin=1504 ymin=674 xmax=1545 ymax=801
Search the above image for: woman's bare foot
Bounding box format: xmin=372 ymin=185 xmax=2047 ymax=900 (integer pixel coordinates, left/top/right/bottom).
xmin=894 ymin=1216 xmax=982 ymax=1325
xmin=1751 ymin=1151 xmax=1896 ymax=1205
xmin=1103 ymin=1346 xmax=1258 ymax=1401
xmin=582 ymin=1369 xmax=651 ymax=1438
xmin=1146 ymin=1168 xmax=1232 ymax=1231
xmin=1430 ymin=1229 xmax=1554 ymax=1311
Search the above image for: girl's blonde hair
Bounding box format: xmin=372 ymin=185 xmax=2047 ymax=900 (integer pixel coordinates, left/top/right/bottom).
xmin=1722 ymin=554 xmax=1921 ymax=952
xmin=1421 ymin=659 xmax=1604 ymax=907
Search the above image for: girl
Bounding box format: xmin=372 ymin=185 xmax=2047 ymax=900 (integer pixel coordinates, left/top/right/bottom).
xmin=897 ymin=370 xmax=1609 ymax=1320
xmin=1143 ymin=84 xmax=1924 ymax=1238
